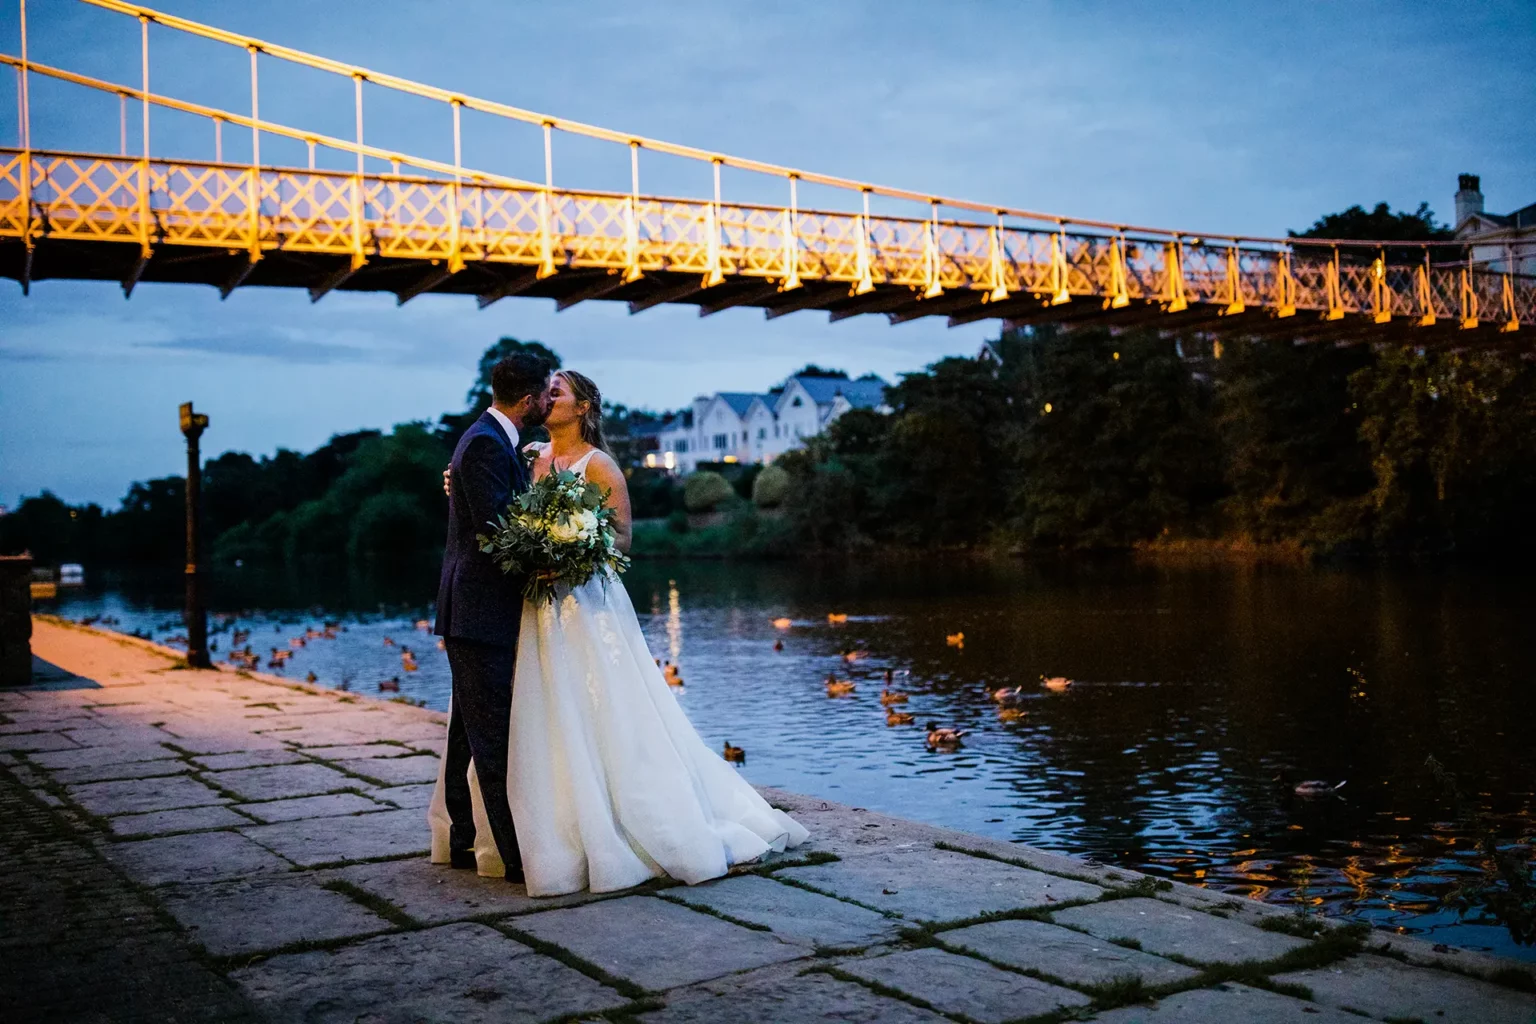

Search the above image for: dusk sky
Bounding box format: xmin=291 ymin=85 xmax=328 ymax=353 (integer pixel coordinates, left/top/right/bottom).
xmin=2 ymin=0 xmax=1533 ymax=507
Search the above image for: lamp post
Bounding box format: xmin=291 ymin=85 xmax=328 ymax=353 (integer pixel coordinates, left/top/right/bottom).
xmin=179 ymin=402 xmax=210 ymax=669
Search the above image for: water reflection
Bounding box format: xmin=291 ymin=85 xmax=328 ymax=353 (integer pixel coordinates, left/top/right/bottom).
xmin=42 ymin=558 xmax=1536 ymax=960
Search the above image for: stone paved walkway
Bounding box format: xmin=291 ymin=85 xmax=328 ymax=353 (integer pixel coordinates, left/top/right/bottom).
xmin=3 ymin=617 xmax=1533 ymax=1023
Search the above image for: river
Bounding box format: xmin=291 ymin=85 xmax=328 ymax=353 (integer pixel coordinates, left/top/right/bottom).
xmin=37 ymin=557 xmax=1536 ymax=961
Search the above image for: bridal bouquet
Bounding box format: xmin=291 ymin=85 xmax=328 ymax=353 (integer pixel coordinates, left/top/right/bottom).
xmin=478 ymin=469 xmax=630 ymax=604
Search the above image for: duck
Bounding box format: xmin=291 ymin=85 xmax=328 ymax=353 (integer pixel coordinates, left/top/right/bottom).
xmin=886 ymin=709 xmax=915 ymax=726
xmin=1294 ymin=780 xmax=1346 ymax=797
xmin=305 ymin=671 xmax=318 ymax=683
xmin=401 ymin=652 xmax=419 ymax=672
xmin=997 ymin=707 xmax=1028 ymax=722
xmin=722 ymin=740 xmax=746 ymax=763
xmin=926 ymin=723 xmax=967 ymax=748
xmin=879 ymin=689 xmax=910 ymax=706
xmin=772 ymin=617 xmax=793 ymax=630
xmin=945 ymin=632 xmax=965 ymax=647
xmin=1042 ymin=675 xmax=1074 ymax=693
xmin=383 ymin=636 xmax=396 ymax=647
xmin=436 ymin=638 xmax=446 ymax=650
xmin=827 ymin=613 xmax=849 ymax=624
xmin=992 ymin=685 xmax=1026 ymax=704
xmin=378 ymin=677 xmax=401 ymax=692
xmin=415 ymin=619 xmax=431 ymax=631
xmin=773 ymin=640 xmax=784 ymax=652
xmin=843 ymin=649 xmax=868 ymax=663
xmin=826 ymin=678 xmax=857 ymax=697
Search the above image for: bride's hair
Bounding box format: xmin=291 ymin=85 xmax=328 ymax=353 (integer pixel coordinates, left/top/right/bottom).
xmin=557 ymin=370 xmax=610 ymax=455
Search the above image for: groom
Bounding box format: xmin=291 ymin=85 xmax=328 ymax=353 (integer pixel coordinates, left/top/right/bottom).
xmin=434 ymin=353 xmax=552 ymax=882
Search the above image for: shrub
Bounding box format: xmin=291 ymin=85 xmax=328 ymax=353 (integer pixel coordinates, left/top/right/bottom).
xmin=752 ymin=464 xmax=791 ymax=508
xmin=683 ymin=471 xmax=735 ymax=513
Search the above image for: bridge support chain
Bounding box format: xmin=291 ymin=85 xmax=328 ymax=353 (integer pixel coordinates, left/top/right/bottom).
xmin=1415 ymin=261 xmax=1436 ymax=327
xmin=476 ymin=266 xmax=542 ymax=309
xmin=764 ymin=282 xmax=841 ymax=320
xmin=1161 ymin=238 xmax=1187 ymax=313
xmin=1273 ymin=250 xmax=1297 ymax=318
xmin=1222 ymin=244 xmax=1245 ymax=316
xmin=1105 ymin=235 xmax=1130 ymax=310
xmin=698 ymin=280 xmax=781 ymax=318
xmin=555 ymin=269 xmax=633 ymax=312
xmin=1500 ymin=273 xmax=1520 ymax=333
xmin=1459 ymin=268 xmax=1479 ymax=329
xmin=829 ymin=288 xmax=922 ymax=323
xmin=852 ymin=189 xmax=875 ymax=296
xmin=1047 ymin=228 xmax=1069 ymax=305
xmin=922 ymin=204 xmax=944 ymax=299
xmin=1324 ymin=248 xmax=1345 ymax=320
xmin=1370 ymin=251 xmax=1390 ymax=324
xmin=395 ymin=261 xmax=455 ymax=306
xmin=627 ymin=275 xmax=713 ymax=315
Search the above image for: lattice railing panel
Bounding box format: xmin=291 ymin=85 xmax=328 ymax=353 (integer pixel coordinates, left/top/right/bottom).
xmin=1 ymin=147 xmax=1532 ymax=334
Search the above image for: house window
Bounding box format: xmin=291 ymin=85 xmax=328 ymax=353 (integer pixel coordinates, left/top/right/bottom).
xmin=713 ymin=433 xmax=728 ymax=450
xmin=791 ymin=396 xmax=803 ymax=407
xmin=757 ymin=427 xmax=766 ymax=439
xmin=675 ymin=439 xmax=688 ymax=453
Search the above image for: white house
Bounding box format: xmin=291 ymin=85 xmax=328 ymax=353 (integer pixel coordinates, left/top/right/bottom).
xmin=649 ymin=372 xmax=890 ymax=473
xmin=1454 ymin=174 xmax=1536 ymax=278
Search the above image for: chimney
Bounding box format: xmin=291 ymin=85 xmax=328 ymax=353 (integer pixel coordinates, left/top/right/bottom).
xmin=1455 ymin=173 xmax=1484 ymax=227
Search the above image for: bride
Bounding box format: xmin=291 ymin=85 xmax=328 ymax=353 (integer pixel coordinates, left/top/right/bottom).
xmin=429 ymin=369 xmax=807 ymax=896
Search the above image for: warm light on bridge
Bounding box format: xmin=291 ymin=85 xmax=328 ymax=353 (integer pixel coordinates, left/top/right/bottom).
xmin=0 ymin=0 xmax=1531 ymax=344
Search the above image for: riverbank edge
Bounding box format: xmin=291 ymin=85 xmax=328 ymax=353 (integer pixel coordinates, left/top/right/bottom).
xmin=15 ymin=617 xmax=1536 ymax=994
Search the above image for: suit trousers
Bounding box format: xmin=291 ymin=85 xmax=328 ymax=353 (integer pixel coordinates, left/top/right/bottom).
xmin=442 ymin=637 xmax=522 ymax=873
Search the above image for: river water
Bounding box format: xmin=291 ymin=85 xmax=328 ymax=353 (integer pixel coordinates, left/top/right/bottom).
xmin=39 ymin=558 xmax=1536 ymax=960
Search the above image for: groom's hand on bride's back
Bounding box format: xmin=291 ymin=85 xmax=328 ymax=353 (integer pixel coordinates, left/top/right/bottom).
xmin=443 ymin=465 xmax=451 ymax=498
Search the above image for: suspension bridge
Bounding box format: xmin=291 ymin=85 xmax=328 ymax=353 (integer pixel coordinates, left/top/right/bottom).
xmin=1 ymin=0 xmax=1531 ymax=343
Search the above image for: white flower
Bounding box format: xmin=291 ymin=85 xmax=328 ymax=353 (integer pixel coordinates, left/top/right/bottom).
xmin=575 ymin=509 xmax=599 ymax=539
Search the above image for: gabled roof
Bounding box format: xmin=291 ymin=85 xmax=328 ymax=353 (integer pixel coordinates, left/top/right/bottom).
xmin=715 ymin=392 xmax=772 ymax=418
xmin=790 ymin=374 xmax=888 ymax=410
xmin=1459 ymin=201 xmax=1536 ymax=235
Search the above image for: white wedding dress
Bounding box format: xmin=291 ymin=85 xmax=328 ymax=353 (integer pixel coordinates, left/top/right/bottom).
xmin=429 ymin=446 xmax=807 ymax=895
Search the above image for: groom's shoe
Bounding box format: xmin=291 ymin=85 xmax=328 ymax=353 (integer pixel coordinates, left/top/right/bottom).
xmin=449 ymin=849 xmax=476 ymax=870
xmin=504 ymin=864 xmax=525 ymax=885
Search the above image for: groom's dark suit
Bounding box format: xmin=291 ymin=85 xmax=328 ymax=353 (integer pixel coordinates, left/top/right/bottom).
xmin=434 ymin=409 xmax=529 ymax=875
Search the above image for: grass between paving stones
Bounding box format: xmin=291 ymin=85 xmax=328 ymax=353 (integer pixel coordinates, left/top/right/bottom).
xmin=654 ymin=892 xmax=773 ymax=932
xmin=493 ymin=921 xmax=650 ymax=999
xmin=1368 ymin=939 xmax=1536 ymax=994
xmin=320 ymin=878 xmax=421 ymax=929
xmin=933 ymin=839 xmax=1139 ymax=889
xmin=207 ymin=926 xmax=401 ymax=971
xmin=803 ymin=964 xmax=976 ymax=1023
xmin=766 ymin=872 xmax=897 ymax=918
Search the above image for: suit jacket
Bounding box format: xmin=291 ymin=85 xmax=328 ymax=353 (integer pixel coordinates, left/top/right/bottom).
xmin=434 ymin=411 xmax=531 ymax=646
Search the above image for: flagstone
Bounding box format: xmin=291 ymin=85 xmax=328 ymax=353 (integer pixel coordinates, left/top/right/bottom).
xmin=229 ymin=923 xmax=631 ymax=1023
xmin=1272 ymin=953 xmax=1536 ymax=1024
xmin=937 ymin=917 xmax=1200 ymax=987
xmin=27 ymin=742 xmax=174 ymax=769
xmin=639 ymin=963 xmax=951 ymax=1024
xmin=775 ymin=848 xmax=1102 ymax=923
xmin=332 ymin=754 xmax=439 ymax=786
xmin=370 ymin=782 xmax=434 ymax=809
xmin=512 ymin=895 xmax=805 ymax=991
xmin=1051 ymin=897 xmax=1307 ymax=965
xmin=161 ymin=876 xmax=393 ymax=957
xmin=237 ymin=792 xmax=388 ymax=823
xmin=105 ymin=830 xmax=293 ymax=886
xmin=322 ymin=856 xmax=599 ymax=924
xmin=840 ymin=947 xmax=1090 ymax=1023
xmin=192 ymin=748 xmax=307 ymax=771
xmin=108 ymin=804 xmax=254 ymax=837
xmin=664 ymin=873 xmax=901 ymax=949
xmin=1090 ymin=982 xmax=1370 ymax=1023
xmin=296 ymin=742 xmax=414 ymax=760
xmin=0 ymin=731 xmax=81 ymax=752
xmin=51 ymin=758 xmax=190 ymax=785
xmin=239 ymin=807 xmax=428 ymax=867
xmin=206 ymin=762 xmax=360 ymax=802
xmin=67 ymin=774 xmax=228 ymax=816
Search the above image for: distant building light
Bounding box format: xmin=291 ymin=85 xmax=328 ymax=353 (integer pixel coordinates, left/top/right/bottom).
xmin=663 ymin=451 xmax=676 ymax=470
xmin=644 ymin=453 xmax=658 ymax=468
xmin=723 ymin=455 xmax=739 ymax=464
xmin=1043 ymin=402 xmax=1053 ymax=414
